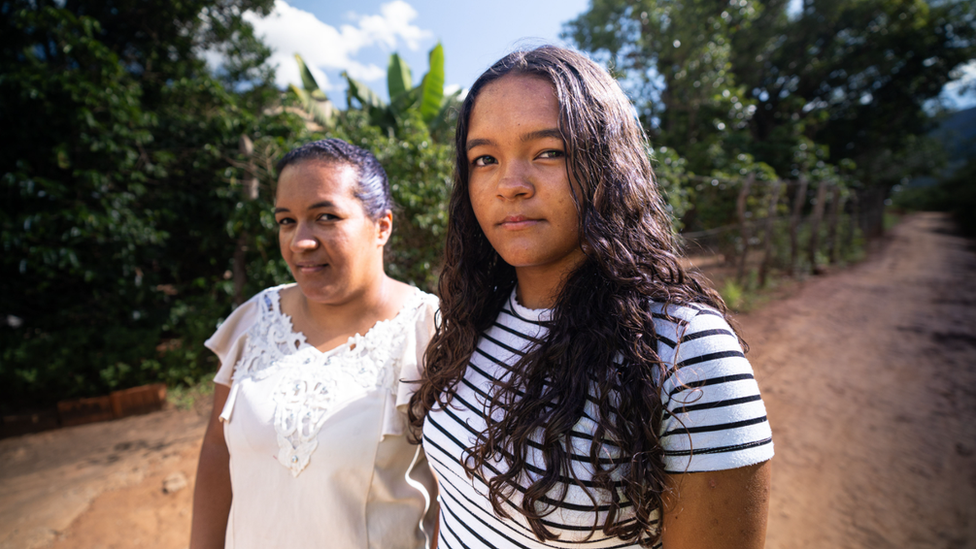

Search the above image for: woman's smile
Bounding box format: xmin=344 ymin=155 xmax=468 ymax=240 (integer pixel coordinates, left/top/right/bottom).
xmin=294 ymin=261 xmax=328 ymax=273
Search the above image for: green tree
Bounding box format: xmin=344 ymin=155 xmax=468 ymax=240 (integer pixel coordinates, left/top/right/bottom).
xmin=564 ymin=0 xmax=761 ymax=171
xmin=0 ymin=0 xmax=304 ymax=410
xmin=565 ymin=0 xmax=976 ymax=186
xmin=738 ymin=0 xmax=976 ymax=184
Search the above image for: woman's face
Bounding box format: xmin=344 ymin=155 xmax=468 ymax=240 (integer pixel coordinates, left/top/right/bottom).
xmin=274 ymin=160 xmax=391 ymax=306
xmin=466 ymin=74 xmax=586 ymax=285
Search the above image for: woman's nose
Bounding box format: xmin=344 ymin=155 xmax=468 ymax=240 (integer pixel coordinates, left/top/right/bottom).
xmin=496 ymin=161 xmax=534 ymax=200
xmin=290 ymin=223 xmax=319 ymax=252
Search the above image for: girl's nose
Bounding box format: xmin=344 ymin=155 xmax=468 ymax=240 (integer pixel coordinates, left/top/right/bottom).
xmin=497 ymin=161 xmax=534 ymax=200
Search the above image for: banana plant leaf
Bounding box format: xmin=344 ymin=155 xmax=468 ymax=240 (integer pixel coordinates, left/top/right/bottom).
xmin=288 ymin=84 xmax=334 ymax=127
xmin=387 ymin=53 xmax=413 ymax=103
xmin=294 ymin=54 xmax=327 ymax=101
xmin=342 ymin=71 xmax=386 ymax=110
xmin=390 ymin=85 xmax=421 ymax=116
xmin=418 ymin=43 xmax=445 ymax=124
xmin=429 ymin=88 xmax=463 ymax=134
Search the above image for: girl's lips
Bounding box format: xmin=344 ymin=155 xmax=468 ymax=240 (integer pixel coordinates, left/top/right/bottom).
xmin=499 ymin=215 xmax=539 ymax=230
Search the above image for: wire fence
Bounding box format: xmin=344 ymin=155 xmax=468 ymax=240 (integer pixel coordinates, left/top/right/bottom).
xmin=677 ymin=174 xmax=887 ymax=287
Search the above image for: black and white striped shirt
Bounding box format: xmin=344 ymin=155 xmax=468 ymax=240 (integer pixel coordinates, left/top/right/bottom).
xmin=422 ymin=290 xmax=773 ymax=549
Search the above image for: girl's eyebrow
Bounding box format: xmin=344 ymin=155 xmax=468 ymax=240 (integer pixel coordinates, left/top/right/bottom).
xmin=465 ymin=128 xmax=563 ymax=151
xmin=522 ymin=128 xmax=563 ymax=143
xmin=465 ymin=137 xmax=493 ymax=151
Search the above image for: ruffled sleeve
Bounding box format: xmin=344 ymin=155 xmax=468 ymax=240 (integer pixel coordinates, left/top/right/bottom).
xmin=204 ymin=293 xmax=260 ymax=386
xmin=381 ymin=291 xmax=439 ymax=439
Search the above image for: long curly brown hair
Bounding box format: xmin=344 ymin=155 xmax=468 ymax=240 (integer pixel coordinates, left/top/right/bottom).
xmin=409 ymin=45 xmax=733 ymax=547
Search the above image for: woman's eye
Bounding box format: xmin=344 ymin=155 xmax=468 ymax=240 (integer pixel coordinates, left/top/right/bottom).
xmin=276 ymin=217 xmax=294 ymax=226
xmin=318 ymin=213 xmax=339 ymax=221
xmin=472 ymin=155 xmax=496 ymax=167
xmin=538 ymin=149 xmax=565 ymax=159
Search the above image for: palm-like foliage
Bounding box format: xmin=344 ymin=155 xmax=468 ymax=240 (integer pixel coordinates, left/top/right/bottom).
xmin=291 ymin=43 xmax=460 ymax=141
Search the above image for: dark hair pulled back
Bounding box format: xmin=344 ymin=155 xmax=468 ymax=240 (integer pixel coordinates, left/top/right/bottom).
xmin=276 ymin=138 xmax=392 ymax=220
xmin=409 ymin=46 xmax=733 ymax=547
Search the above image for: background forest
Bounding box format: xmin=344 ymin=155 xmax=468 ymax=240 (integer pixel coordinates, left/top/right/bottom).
xmin=2 ymin=0 xmax=974 ymax=413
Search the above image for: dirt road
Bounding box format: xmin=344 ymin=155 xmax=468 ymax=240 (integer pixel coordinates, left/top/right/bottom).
xmin=752 ymin=212 xmax=976 ymax=549
xmin=1 ymin=212 xmax=973 ymax=549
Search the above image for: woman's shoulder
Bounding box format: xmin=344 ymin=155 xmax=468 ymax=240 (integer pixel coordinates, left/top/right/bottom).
xmin=393 ymin=286 xmax=438 ymax=338
xmin=411 ymin=286 xmax=439 ymax=315
xmin=206 ymin=284 xmax=296 ymax=350
xmin=388 ymin=280 xmax=437 ymax=318
xmin=205 ymin=285 xmax=293 ymax=384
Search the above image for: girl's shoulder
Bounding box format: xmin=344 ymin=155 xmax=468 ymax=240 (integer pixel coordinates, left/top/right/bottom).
xmin=646 ymin=299 xmax=737 ymax=355
xmin=647 ymin=299 xmax=726 ymax=327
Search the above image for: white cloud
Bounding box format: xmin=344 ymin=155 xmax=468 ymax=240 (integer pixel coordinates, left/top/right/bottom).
xmin=243 ymin=0 xmax=433 ymax=90
xmin=355 ymin=1 xmax=432 ymax=50
xmin=945 ymin=60 xmax=976 ymax=95
xmin=939 ymin=60 xmax=976 ymax=111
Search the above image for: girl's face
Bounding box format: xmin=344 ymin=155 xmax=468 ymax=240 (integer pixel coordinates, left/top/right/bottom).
xmin=466 ymin=74 xmax=586 ymax=289
xmin=274 ymin=160 xmax=391 ymax=306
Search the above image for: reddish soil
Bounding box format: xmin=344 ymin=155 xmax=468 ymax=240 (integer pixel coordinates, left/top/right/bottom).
xmin=1 ymin=211 xmax=974 ymax=549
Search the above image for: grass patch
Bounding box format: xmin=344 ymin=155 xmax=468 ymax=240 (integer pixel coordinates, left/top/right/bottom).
xmin=884 ymin=210 xmax=903 ymax=231
xmin=716 ymin=267 xmax=806 ymax=314
xmin=720 ymin=278 xmax=747 ymax=311
xmin=167 ymin=381 xmax=215 ymax=411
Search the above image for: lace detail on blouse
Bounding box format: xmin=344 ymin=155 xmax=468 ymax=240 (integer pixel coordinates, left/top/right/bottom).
xmin=231 ymin=286 xmax=425 ymax=477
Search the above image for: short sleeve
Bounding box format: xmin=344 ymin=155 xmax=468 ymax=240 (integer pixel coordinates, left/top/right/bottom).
xmin=395 ymin=292 xmax=438 ymax=413
xmin=204 ymin=294 xmax=260 ymax=386
xmin=657 ymin=308 xmax=774 ymax=474
xmin=376 ymin=291 xmax=438 ymax=441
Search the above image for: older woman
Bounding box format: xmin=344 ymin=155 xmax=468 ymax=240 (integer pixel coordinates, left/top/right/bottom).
xmin=191 ymin=139 xmax=438 ymax=549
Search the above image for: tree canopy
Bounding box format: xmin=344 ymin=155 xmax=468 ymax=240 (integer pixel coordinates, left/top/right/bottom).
xmin=0 ymin=0 xmax=302 ymax=409
xmin=563 ymin=0 xmax=976 ymax=182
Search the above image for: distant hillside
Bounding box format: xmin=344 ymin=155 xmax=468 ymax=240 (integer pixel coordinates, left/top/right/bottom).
xmin=931 ymin=106 xmax=976 ymax=171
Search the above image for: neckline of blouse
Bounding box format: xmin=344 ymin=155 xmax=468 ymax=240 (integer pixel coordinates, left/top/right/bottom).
xmin=507 ymin=287 xmax=552 ymax=323
xmin=269 ymin=283 xmax=425 ymax=358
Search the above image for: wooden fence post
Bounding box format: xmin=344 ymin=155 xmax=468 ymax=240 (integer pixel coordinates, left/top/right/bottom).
xmin=808 ymin=180 xmax=830 ymax=272
xmin=735 ymin=174 xmax=755 ymax=284
xmin=759 ymin=179 xmax=782 ymax=287
xmin=846 ymin=192 xmax=860 ymax=256
xmin=789 ymin=176 xmax=809 ymax=276
xmin=826 ymin=185 xmax=845 ymax=264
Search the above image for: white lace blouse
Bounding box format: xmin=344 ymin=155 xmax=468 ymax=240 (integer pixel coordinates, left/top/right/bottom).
xmin=204 ymin=284 xmax=439 ymax=549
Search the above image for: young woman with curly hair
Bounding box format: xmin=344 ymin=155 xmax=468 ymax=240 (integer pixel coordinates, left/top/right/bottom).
xmin=410 ymin=46 xmax=774 ymax=549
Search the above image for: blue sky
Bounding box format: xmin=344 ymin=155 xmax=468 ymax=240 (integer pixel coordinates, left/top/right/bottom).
xmin=246 ymin=0 xmax=589 ymax=104
xmin=242 ymin=0 xmax=975 ymax=111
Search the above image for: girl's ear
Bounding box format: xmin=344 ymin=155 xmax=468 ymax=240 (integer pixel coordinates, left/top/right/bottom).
xmin=375 ymin=210 xmax=393 ymax=246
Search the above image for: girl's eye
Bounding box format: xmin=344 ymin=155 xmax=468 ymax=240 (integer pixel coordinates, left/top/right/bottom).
xmin=472 ymin=155 xmax=497 ymax=167
xmin=318 ymin=213 xmax=339 ymax=221
xmin=538 ymin=149 xmax=565 ymax=159
xmin=276 ymin=217 xmax=294 ymax=226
